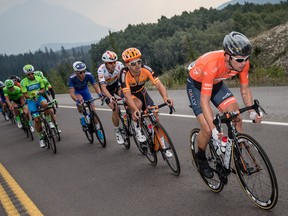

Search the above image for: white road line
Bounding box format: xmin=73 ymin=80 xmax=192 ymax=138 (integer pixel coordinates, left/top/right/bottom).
xmin=58 ymin=105 xmax=288 ymax=127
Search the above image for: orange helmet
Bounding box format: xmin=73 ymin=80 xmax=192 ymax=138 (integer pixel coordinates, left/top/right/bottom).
xmin=122 ymin=48 xmax=141 ymax=63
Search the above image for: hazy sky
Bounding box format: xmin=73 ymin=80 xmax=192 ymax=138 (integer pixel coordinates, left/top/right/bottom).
xmin=0 ymin=0 xmax=228 ymax=30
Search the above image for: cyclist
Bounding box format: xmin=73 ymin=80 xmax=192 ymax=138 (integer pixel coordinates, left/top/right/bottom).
xmin=68 ymin=61 xmax=104 ymax=139
xmin=21 ymin=64 xmax=59 ymax=148
xmin=0 ymin=81 xmax=10 ymax=121
xmin=186 ymin=31 xmax=263 ymax=178
xmin=34 ymin=71 xmax=56 ymax=103
xmin=3 ymin=79 xmax=31 ymax=129
xmin=9 ymin=75 xmax=21 ymax=88
xmin=97 ymin=51 xmax=125 ymax=145
xmin=120 ymin=47 xmax=174 ymax=157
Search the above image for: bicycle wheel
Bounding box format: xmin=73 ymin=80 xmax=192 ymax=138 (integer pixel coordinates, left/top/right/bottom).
xmin=189 ymin=128 xmax=225 ymax=193
xmin=131 ymin=122 xmax=147 ymax=155
xmin=83 ymin=124 xmax=94 ymax=143
xmin=53 ymin=124 xmax=61 ymax=141
xmin=233 ymin=133 xmax=278 ymax=210
xmin=119 ymin=113 xmax=130 ymax=149
xmin=22 ymin=116 xmax=33 ymax=141
xmin=141 ymin=123 xmax=157 ymax=166
xmin=93 ymin=112 xmax=106 ymax=148
xmin=44 ymin=120 xmax=57 ymax=154
xmin=155 ymin=123 xmax=180 ymax=175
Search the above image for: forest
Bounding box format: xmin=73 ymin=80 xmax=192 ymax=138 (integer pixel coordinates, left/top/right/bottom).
xmin=0 ymin=1 xmax=287 ymax=92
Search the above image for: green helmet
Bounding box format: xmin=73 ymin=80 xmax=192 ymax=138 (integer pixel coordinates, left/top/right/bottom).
xmin=4 ymin=79 xmax=14 ymax=88
xmin=23 ymin=64 xmax=35 ymax=74
xmin=34 ymin=71 xmax=44 ymax=79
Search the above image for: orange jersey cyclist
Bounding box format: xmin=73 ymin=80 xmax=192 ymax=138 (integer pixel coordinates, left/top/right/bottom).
xmin=97 ymin=51 xmax=125 ymax=145
xmin=119 ymin=47 xmax=174 ymax=146
xmin=186 ymin=31 xmax=263 ymax=179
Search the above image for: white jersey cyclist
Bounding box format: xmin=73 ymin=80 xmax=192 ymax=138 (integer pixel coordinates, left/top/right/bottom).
xmin=97 ymin=61 xmax=124 ymax=87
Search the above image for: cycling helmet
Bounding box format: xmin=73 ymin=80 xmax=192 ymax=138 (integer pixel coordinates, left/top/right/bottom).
xmin=23 ymin=64 xmax=35 ymax=74
xmin=223 ymin=31 xmax=252 ymax=56
xmin=0 ymin=81 xmax=4 ymax=88
xmin=4 ymin=79 xmax=14 ymax=88
xmin=34 ymin=71 xmax=44 ymax=79
xmin=102 ymin=51 xmax=118 ymax=62
xmin=122 ymin=48 xmax=142 ymax=63
xmin=9 ymin=75 xmax=21 ymax=83
xmin=73 ymin=61 xmax=86 ymax=72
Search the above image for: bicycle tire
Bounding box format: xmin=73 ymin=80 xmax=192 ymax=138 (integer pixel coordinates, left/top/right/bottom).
xmin=84 ymin=124 xmax=94 ymax=143
xmin=92 ymin=112 xmax=106 ymax=148
xmin=189 ymin=128 xmax=224 ymax=193
xmin=44 ymin=119 xmax=57 ymax=154
xmin=119 ymin=112 xmax=130 ymax=149
xmin=131 ymin=120 xmax=147 ymax=155
xmin=53 ymin=124 xmax=61 ymax=141
xmin=141 ymin=122 xmax=157 ymax=166
xmin=155 ymin=123 xmax=180 ymax=176
xmin=233 ymin=133 xmax=278 ymax=210
xmin=19 ymin=113 xmax=34 ymax=141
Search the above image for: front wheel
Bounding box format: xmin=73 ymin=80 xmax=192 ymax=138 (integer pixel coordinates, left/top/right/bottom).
xmin=189 ymin=128 xmax=224 ymax=193
xmin=155 ymin=123 xmax=180 ymax=176
xmin=233 ymin=134 xmax=278 ymax=210
xmin=44 ymin=120 xmax=57 ymax=154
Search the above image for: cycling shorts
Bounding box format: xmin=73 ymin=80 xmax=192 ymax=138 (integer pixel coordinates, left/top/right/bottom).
xmin=0 ymin=94 xmax=6 ymax=103
xmin=27 ymin=95 xmax=47 ymax=118
xmin=186 ymin=76 xmax=236 ymax=116
xmin=104 ymin=82 xmax=122 ymax=105
xmin=132 ymin=88 xmax=154 ymax=111
xmin=75 ymin=88 xmax=93 ymax=102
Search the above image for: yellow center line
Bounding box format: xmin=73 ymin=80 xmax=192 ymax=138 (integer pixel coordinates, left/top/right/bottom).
xmin=0 ymin=163 xmax=43 ymax=216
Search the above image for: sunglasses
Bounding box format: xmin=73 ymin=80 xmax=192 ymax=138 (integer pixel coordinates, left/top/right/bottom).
xmin=107 ymin=62 xmax=116 ymax=65
xmin=231 ymin=55 xmax=250 ymax=63
xmin=77 ymin=71 xmax=85 ymax=75
xmin=129 ymin=60 xmax=142 ymax=66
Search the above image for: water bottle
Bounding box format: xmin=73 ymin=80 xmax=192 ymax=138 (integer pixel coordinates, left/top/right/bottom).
xmin=123 ymin=114 xmax=128 ymax=126
xmin=80 ymin=116 xmax=86 ymax=126
xmin=85 ymin=114 xmax=91 ymax=124
xmin=224 ymin=138 xmax=232 ymax=169
xmin=220 ymin=136 xmax=228 ymax=153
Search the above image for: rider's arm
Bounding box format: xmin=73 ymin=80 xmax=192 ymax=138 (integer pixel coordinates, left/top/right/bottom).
xmin=4 ymin=96 xmax=12 ymax=109
xmin=240 ymin=83 xmax=253 ymax=108
xmin=154 ymin=81 xmax=173 ymax=105
xmin=69 ymin=88 xmax=78 ymax=102
xmin=92 ymin=83 xmax=102 ymax=95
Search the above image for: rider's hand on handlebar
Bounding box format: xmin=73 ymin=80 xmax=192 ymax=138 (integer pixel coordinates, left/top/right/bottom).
xmin=164 ymin=97 xmax=174 ymax=107
xmin=132 ymin=110 xmax=140 ymax=121
xmin=249 ymin=111 xmax=263 ymax=123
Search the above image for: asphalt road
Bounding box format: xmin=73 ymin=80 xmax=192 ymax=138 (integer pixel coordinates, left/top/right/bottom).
xmin=0 ymin=87 xmax=287 ymax=216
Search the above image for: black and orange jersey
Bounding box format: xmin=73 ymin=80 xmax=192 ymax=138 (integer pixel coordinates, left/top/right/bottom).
xmin=120 ymin=65 xmax=160 ymax=94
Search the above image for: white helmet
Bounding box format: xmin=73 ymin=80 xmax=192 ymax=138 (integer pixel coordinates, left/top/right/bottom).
xmin=73 ymin=61 xmax=86 ymax=72
xmin=102 ymin=51 xmax=118 ymax=62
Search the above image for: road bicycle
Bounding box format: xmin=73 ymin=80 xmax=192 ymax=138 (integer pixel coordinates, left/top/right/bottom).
xmin=189 ymin=100 xmax=278 ymax=209
xmin=32 ymin=101 xmax=57 ymax=154
xmin=80 ymin=98 xmax=106 ymax=147
xmin=136 ymin=103 xmax=181 ymax=176
xmin=16 ymin=104 xmax=34 ymax=141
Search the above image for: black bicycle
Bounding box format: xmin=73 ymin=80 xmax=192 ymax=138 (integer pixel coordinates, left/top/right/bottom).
xmin=80 ymin=98 xmax=106 ymax=147
xmin=189 ymin=100 xmax=278 ymax=209
xmin=32 ymin=101 xmax=57 ymax=153
xmin=16 ymin=104 xmax=34 ymax=141
xmin=136 ymin=103 xmax=181 ymax=176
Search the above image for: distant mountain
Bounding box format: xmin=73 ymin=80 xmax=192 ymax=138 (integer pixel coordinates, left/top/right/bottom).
xmin=39 ymin=40 xmax=97 ymax=53
xmin=0 ymin=0 xmax=111 ymax=55
xmin=217 ymin=0 xmax=282 ymax=9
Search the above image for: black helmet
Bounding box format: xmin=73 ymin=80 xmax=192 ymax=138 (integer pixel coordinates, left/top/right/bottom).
xmin=223 ymin=31 xmax=252 ymax=56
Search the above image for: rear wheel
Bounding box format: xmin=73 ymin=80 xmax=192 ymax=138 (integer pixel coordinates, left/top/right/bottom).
xmin=189 ymin=128 xmax=224 ymax=193
xmin=141 ymin=123 xmax=157 ymax=166
xmin=155 ymin=124 xmax=180 ymax=176
xmin=93 ymin=112 xmax=106 ymax=148
xmin=83 ymin=124 xmax=94 ymax=143
xmin=233 ymin=134 xmax=278 ymax=210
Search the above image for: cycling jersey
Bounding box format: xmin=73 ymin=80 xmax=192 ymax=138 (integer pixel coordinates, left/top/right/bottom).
xmin=3 ymin=86 xmax=23 ymax=101
xmin=20 ymin=76 xmax=45 ymax=98
xmin=68 ymin=71 xmax=97 ymax=90
xmin=0 ymin=89 xmax=5 ymax=103
xmin=120 ymin=65 xmax=159 ymax=94
xmin=189 ymin=50 xmax=249 ymax=96
xmin=98 ymin=62 xmax=124 ymax=86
